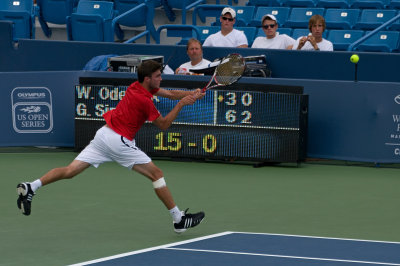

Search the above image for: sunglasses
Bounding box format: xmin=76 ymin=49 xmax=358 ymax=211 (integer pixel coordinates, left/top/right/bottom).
xmin=263 ymin=24 xmax=276 ymax=29
xmin=222 ymin=16 xmax=234 ymax=22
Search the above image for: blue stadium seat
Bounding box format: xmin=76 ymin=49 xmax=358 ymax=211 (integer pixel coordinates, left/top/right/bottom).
xmin=350 ymin=0 xmax=390 ymax=9
xmin=388 ymin=12 xmax=400 ymax=30
xmin=327 ymin=29 xmax=364 ymax=50
xmin=236 ymin=27 xmax=257 ymax=46
xmin=246 ymin=0 xmax=283 ymax=7
xmin=249 ymin=6 xmax=290 ymax=27
xmin=282 ymin=0 xmax=317 ymax=7
xmin=234 ymin=6 xmax=256 ymax=27
xmin=67 ymin=0 xmax=116 ymax=42
xmin=354 ymin=9 xmax=397 ymax=30
xmin=0 ymin=0 xmax=38 ymax=40
xmin=112 ymin=0 xmax=157 ymax=42
xmin=316 ymin=0 xmax=350 ymax=8
xmin=356 ymin=31 xmax=400 ymax=52
xmin=36 ymin=0 xmax=76 ymax=38
xmin=291 ymin=27 xmax=328 ymax=39
xmin=284 ymin=7 xmax=325 ymax=28
xmin=163 ymin=0 xmax=205 ymax=24
xmin=156 ymin=24 xmax=201 ymax=45
xmin=192 ymin=4 xmax=226 ymax=25
xmin=197 ymin=25 xmax=219 ymax=43
xmin=324 ymin=9 xmax=360 ymax=30
xmin=388 ymin=0 xmax=400 ymax=9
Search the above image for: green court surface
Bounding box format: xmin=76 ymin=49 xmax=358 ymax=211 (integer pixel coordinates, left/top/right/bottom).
xmin=1 ymin=150 xmax=400 ymax=266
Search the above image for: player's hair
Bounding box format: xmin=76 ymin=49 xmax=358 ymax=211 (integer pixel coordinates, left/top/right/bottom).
xmin=137 ymin=60 xmax=162 ymax=83
xmin=308 ymin=14 xmax=326 ymax=32
xmin=186 ymin=38 xmax=202 ymax=51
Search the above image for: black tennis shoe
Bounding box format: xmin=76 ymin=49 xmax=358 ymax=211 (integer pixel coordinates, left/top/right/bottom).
xmin=173 ymin=209 xmax=205 ymax=233
xmin=16 ymin=182 xmax=35 ymax=216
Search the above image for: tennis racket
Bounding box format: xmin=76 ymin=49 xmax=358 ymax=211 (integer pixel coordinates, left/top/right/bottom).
xmin=201 ymin=53 xmax=246 ymax=93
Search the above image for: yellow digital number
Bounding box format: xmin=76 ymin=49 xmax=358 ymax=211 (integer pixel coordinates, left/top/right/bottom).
xmin=203 ymin=134 xmax=217 ymax=153
xmin=168 ymin=132 xmax=182 ymax=151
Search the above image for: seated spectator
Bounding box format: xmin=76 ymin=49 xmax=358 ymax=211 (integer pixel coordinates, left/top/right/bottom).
xmin=252 ymin=14 xmax=295 ymax=50
xmin=175 ymin=38 xmax=211 ymax=75
xmin=203 ymin=7 xmax=248 ymax=48
xmin=292 ymin=14 xmax=333 ymax=51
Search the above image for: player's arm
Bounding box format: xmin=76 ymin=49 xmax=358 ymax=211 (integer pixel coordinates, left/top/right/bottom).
xmin=155 ymin=88 xmax=205 ymax=100
xmin=152 ymin=94 xmax=199 ymax=130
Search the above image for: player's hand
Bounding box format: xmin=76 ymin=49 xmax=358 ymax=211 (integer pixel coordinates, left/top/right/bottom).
xmin=193 ymin=88 xmax=205 ymax=100
xmin=179 ymin=94 xmax=197 ymax=106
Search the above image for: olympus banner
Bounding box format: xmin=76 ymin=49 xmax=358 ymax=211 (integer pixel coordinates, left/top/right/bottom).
xmin=12 ymin=87 xmax=53 ymax=133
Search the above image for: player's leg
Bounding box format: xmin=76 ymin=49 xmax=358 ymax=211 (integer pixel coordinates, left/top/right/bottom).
xmin=133 ymin=162 xmax=205 ymax=233
xmin=16 ymin=160 xmax=91 ymax=216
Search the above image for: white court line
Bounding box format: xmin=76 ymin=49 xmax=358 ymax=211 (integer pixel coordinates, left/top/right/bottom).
xmin=232 ymin=231 xmax=400 ymax=245
xmin=67 ymin=231 xmax=233 ymax=266
xmin=164 ymin=247 xmax=400 ymax=266
xmin=68 ymin=231 xmax=400 ymax=266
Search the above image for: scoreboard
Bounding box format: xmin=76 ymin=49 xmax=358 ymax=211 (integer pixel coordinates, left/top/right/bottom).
xmin=75 ymin=77 xmax=308 ymax=163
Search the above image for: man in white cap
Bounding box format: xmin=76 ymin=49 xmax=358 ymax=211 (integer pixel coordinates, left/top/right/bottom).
xmin=252 ymin=14 xmax=295 ymax=50
xmin=203 ymin=7 xmax=248 ymax=48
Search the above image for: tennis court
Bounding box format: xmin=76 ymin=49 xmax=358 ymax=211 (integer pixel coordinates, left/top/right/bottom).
xmin=1 ymin=149 xmax=400 ymax=265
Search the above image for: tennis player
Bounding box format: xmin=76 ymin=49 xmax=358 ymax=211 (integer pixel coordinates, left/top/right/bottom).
xmin=16 ymin=60 xmax=205 ymax=234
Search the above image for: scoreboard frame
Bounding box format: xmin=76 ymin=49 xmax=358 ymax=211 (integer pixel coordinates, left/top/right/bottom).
xmin=75 ymin=76 xmax=308 ymax=164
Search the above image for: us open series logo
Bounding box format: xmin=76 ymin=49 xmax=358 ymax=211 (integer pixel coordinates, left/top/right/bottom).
xmin=11 ymin=87 xmax=53 ymax=133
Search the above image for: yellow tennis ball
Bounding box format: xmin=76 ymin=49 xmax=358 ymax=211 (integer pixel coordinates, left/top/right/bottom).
xmin=350 ymin=54 xmax=359 ymax=64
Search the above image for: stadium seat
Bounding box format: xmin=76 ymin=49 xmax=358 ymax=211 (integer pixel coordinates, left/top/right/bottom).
xmin=356 ymin=31 xmax=399 ymax=52
xmin=192 ymin=4 xmax=226 ymax=25
xmin=197 ymin=25 xmax=219 ymax=43
xmin=316 ymin=0 xmax=350 ymax=8
xmin=282 ymin=0 xmax=317 ymax=8
xmin=324 ymin=9 xmax=360 ymax=30
xmin=350 ymin=0 xmax=390 ymax=9
xmin=388 ymin=0 xmax=400 ymax=9
xmin=249 ymin=6 xmax=291 ymax=27
xmin=67 ymin=1 xmax=115 ymax=42
xmin=245 ymin=0 xmax=283 ymax=7
xmin=327 ymin=29 xmax=364 ymax=50
xmin=163 ymin=0 xmax=205 ymax=24
xmin=235 ymin=27 xmax=257 ymax=46
xmin=156 ymin=24 xmax=201 ymax=45
xmin=36 ymin=0 xmax=76 ymax=38
xmin=234 ymin=6 xmax=256 ymax=27
xmin=388 ymin=13 xmax=400 ymax=30
xmin=0 ymin=0 xmax=38 ymax=40
xmin=112 ymin=0 xmax=157 ymax=42
xmin=256 ymin=27 xmax=292 ymax=37
xmin=291 ymin=27 xmax=328 ymax=39
xmin=284 ymin=7 xmax=325 ymax=28
xmin=353 ymin=9 xmax=397 ymax=30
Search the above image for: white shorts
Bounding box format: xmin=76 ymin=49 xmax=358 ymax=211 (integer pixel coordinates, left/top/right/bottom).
xmin=75 ymin=126 xmax=151 ymax=169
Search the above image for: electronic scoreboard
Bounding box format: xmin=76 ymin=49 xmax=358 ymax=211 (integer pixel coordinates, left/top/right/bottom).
xmin=75 ymin=77 xmax=308 ymax=163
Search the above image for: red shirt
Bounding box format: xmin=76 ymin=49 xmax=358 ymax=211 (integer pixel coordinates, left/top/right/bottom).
xmin=103 ymin=81 xmax=160 ymax=140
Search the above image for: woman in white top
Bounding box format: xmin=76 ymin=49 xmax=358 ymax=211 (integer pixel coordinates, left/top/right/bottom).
xmin=292 ymin=14 xmax=333 ymax=51
xmin=175 ymin=38 xmax=211 ymax=75
xmin=252 ymin=14 xmax=295 ymax=50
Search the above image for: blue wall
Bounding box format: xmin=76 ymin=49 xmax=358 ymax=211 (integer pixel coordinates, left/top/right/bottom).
xmin=1 ymin=21 xmax=400 ymax=163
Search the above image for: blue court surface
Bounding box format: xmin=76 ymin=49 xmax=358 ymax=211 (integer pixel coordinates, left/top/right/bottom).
xmin=70 ymin=232 xmax=400 ymax=266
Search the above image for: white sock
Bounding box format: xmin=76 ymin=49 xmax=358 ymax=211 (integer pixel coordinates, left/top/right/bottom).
xmin=169 ymin=206 xmax=182 ymax=223
xmin=30 ymin=179 xmax=42 ymax=192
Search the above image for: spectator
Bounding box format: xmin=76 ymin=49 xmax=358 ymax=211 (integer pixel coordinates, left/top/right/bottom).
xmin=175 ymin=38 xmax=211 ymax=75
xmin=203 ymin=7 xmax=248 ymax=48
xmin=292 ymin=14 xmax=333 ymax=51
xmin=252 ymin=14 xmax=295 ymax=50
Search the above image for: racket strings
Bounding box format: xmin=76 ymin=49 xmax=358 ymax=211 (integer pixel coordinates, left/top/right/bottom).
xmin=215 ymin=54 xmax=245 ymax=85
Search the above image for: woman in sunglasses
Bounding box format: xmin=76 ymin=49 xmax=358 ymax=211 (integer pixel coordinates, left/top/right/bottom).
xmin=203 ymin=7 xmax=248 ymax=48
xmin=252 ymin=14 xmax=295 ymax=50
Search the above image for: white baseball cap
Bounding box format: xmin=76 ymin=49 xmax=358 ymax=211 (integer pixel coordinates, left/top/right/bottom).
xmin=221 ymin=7 xmax=236 ymax=18
xmin=262 ymin=14 xmax=278 ymax=24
